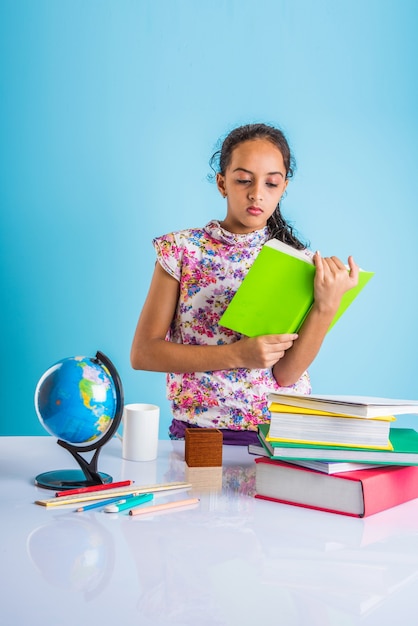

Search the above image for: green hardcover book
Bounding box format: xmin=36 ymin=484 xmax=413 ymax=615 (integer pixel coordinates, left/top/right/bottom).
xmin=219 ymin=239 xmax=374 ymax=336
xmin=257 ymin=423 xmax=418 ymax=465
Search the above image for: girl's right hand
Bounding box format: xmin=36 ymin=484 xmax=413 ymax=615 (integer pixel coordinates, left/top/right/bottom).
xmin=235 ymin=333 xmax=298 ymax=369
xmin=312 ymin=252 xmax=359 ymax=316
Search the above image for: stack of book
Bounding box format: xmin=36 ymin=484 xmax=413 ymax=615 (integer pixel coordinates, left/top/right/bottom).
xmin=252 ymin=393 xmax=418 ymax=517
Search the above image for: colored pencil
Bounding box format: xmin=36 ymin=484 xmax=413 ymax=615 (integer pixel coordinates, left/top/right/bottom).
xmin=76 ymin=495 xmax=133 ymax=512
xmin=34 ymin=482 xmax=191 ymax=507
xmin=129 ymin=497 xmax=200 ymax=517
xmin=104 ymin=493 xmax=153 ymax=513
xmin=56 ymin=479 xmax=133 ymax=497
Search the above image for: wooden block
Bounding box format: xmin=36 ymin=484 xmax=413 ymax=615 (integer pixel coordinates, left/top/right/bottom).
xmin=185 ymin=428 xmax=223 ymax=467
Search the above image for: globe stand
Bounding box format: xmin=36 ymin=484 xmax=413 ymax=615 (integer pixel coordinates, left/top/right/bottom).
xmin=35 ymin=351 xmax=124 ymax=490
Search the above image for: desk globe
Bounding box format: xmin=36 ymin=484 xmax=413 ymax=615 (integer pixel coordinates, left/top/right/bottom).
xmin=34 ymin=351 xmax=124 ymax=490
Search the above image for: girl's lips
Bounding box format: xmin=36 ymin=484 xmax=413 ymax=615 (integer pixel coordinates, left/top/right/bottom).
xmin=247 ymin=206 xmax=263 ymax=216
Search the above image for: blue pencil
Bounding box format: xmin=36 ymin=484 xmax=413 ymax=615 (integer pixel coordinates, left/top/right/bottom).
xmin=75 ymin=495 xmax=133 ymax=512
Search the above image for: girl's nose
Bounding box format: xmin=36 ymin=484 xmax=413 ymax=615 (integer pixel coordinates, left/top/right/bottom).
xmin=248 ymin=184 xmax=263 ymax=202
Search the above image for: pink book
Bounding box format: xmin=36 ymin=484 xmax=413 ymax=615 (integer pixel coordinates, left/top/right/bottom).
xmin=254 ymin=457 xmax=418 ymax=518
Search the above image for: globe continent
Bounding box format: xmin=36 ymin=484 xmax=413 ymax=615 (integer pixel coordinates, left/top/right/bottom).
xmin=35 ymin=356 xmax=117 ymax=444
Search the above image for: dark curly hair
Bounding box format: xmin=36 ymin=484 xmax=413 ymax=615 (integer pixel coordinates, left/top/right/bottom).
xmin=209 ymin=123 xmax=306 ymax=249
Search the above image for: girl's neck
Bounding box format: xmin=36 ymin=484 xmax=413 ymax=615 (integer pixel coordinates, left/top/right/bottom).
xmin=218 ymin=219 xmax=268 ymax=235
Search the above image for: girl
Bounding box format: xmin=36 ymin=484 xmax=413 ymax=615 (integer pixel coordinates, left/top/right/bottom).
xmin=131 ymin=123 xmax=359 ymax=445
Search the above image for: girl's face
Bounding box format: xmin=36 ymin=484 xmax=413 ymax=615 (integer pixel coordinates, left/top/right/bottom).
xmin=216 ymin=138 xmax=288 ymax=234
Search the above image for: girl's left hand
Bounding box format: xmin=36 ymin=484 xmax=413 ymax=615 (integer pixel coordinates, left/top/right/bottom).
xmin=312 ymin=252 xmax=359 ymax=315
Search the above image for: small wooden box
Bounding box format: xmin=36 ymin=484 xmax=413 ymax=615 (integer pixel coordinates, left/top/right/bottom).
xmin=185 ymin=428 xmax=223 ymax=467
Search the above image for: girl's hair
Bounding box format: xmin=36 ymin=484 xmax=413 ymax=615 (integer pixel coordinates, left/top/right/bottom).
xmin=209 ymin=123 xmax=306 ymax=249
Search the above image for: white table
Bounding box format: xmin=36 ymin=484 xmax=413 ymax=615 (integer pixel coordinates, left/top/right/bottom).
xmin=2 ymin=436 xmax=418 ymax=625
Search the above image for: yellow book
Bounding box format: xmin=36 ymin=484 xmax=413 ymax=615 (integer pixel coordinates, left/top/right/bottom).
xmin=268 ymin=402 xmax=396 ymax=422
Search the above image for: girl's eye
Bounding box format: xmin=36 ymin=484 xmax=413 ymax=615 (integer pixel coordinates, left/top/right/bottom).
xmin=236 ymin=179 xmax=251 ymax=184
xmin=266 ymin=182 xmax=278 ymax=188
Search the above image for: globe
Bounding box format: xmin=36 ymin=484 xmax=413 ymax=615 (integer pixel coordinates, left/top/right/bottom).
xmin=34 ymin=351 xmax=124 ymax=489
xmin=35 ymin=355 xmax=117 ymax=445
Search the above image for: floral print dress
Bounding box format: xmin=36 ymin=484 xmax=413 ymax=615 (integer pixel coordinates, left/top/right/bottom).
xmin=153 ymin=220 xmax=311 ymax=432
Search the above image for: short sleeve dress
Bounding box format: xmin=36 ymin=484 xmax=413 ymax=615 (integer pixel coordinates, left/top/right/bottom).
xmin=153 ymin=220 xmax=311 ymax=434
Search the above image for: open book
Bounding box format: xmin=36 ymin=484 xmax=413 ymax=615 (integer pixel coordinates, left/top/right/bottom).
xmin=219 ymin=239 xmax=374 ymax=336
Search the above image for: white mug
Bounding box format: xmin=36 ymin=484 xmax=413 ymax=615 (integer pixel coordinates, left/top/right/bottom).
xmin=118 ymin=403 xmax=160 ymax=462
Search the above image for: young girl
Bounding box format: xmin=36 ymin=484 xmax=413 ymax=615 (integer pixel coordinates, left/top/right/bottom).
xmin=131 ymin=123 xmax=359 ymax=445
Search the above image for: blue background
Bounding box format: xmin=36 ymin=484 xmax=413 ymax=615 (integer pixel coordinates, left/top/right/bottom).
xmin=1 ymin=0 xmax=417 ymax=437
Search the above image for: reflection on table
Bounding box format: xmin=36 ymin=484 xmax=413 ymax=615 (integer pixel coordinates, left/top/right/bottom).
xmin=2 ymin=436 xmax=418 ymax=625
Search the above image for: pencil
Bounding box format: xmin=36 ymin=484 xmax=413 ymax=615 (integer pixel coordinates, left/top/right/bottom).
xmin=129 ymin=497 xmax=200 ymax=516
xmin=35 ymin=482 xmax=192 ymax=507
xmin=76 ymin=496 xmax=132 ymax=512
xmin=104 ymin=493 xmax=153 ymax=513
xmin=56 ymin=479 xmax=133 ymax=497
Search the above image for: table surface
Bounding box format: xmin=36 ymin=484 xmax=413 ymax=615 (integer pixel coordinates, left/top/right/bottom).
xmin=2 ymin=436 xmax=418 ymax=625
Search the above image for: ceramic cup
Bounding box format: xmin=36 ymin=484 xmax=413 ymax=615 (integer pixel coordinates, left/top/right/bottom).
xmin=118 ymin=403 xmax=160 ymax=462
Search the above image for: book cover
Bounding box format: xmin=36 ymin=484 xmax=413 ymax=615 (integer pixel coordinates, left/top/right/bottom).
xmin=219 ymin=239 xmax=374 ymax=336
xmin=254 ymin=457 xmax=418 ymax=517
xmin=268 ymin=392 xmax=418 ymax=418
xmin=258 ymin=423 xmax=418 ymax=465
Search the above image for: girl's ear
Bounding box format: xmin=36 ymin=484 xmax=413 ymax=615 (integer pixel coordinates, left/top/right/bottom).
xmin=216 ymin=173 xmax=227 ymax=198
xmin=282 ymin=179 xmax=289 ymax=196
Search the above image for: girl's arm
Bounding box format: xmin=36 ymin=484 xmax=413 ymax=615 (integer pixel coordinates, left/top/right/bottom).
xmin=131 ymin=262 xmax=298 ymax=373
xmin=272 ymin=252 xmax=360 ymax=387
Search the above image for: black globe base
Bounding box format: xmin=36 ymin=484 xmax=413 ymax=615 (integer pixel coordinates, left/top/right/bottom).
xmin=34 ymin=351 xmax=124 ymax=491
xmin=35 ymin=469 xmax=113 ymax=490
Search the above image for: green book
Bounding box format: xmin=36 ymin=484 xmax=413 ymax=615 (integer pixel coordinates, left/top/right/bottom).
xmin=219 ymin=239 xmax=374 ymax=336
xmin=258 ymin=423 xmax=418 ymax=465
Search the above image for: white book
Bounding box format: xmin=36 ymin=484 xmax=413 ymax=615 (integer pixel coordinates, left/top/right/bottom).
xmin=248 ymin=444 xmax=383 ymax=474
xmin=268 ymin=393 xmax=418 ymax=419
xmin=268 ymin=412 xmax=392 ymax=448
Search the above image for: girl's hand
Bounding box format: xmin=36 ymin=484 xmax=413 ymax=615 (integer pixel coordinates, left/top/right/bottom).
xmin=312 ymin=252 xmax=359 ymax=316
xmin=235 ymin=334 xmax=298 ymax=369
xmin=272 ymin=253 xmax=359 ymax=387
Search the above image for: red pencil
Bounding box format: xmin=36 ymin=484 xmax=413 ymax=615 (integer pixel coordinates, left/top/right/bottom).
xmin=55 ymin=479 xmax=134 ymax=497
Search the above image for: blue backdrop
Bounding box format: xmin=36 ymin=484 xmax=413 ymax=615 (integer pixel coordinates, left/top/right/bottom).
xmin=1 ymin=0 xmax=418 ymax=437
